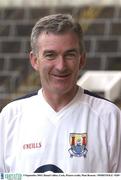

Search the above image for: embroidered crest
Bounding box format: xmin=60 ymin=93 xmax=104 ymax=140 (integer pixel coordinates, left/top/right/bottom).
xmin=68 ymin=133 xmax=88 ymax=158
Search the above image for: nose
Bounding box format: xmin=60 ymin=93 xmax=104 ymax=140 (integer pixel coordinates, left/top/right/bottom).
xmin=55 ymin=56 xmax=67 ymax=71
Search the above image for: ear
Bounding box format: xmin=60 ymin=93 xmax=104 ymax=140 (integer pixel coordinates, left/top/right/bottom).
xmin=29 ymin=51 xmax=39 ymax=71
xmin=79 ymin=52 xmax=86 ymax=70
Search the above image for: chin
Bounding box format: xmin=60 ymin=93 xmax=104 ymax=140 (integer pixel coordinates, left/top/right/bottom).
xmin=53 ymin=86 xmax=73 ymax=94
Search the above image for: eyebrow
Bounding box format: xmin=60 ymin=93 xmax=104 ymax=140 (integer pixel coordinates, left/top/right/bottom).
xmin=65 ymin=48 xmax=79 ymax=53
xmin=43 ymin=50 xmax=56 ymax=54
xmin=43 ymin=48 xmax=79 ymax=54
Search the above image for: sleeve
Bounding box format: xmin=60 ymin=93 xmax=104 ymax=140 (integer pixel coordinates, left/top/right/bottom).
xmin=0 ymin=104 xmax=13 ymax=173
xmin=0 ymin=101 xmax=22 ymax=173
xmin=0 ymin=110 xmax=6 ymax=172
xmin=108 ymin=106 xmax=121 ymax=172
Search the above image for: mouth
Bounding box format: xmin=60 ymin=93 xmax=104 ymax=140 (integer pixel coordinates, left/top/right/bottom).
xmin=51 ymin=73 xmax=71 ymax=80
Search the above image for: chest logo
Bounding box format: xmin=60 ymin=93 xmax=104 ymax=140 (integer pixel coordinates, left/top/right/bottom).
xmin=68 ymin=133 xmax=88 ymax=158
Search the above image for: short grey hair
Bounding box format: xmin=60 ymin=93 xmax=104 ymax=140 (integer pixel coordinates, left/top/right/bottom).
xmin=30 ymin=13 xmax=85 ymax=55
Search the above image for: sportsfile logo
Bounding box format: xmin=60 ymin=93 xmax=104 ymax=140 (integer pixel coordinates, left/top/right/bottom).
xmin=0 ymin=173 xmax=22 ymax=180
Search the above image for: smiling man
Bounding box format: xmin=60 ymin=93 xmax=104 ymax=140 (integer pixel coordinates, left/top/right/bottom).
xmin=0 ymin=14 xmax=121 ymax=173
xmin=30 ymin=30 xmax=85 ymax=111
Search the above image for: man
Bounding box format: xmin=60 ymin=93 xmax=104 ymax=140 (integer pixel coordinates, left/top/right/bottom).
xmin=0 ymin=14 xmax=121 ymax=173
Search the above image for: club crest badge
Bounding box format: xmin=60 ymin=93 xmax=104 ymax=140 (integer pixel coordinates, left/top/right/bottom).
xmin=68 ymin=133 xmax=88 ymax=158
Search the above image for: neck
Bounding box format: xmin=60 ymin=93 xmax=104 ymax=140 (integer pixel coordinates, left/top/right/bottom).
xmin=42 ymin=86 xmax=78 ymax=112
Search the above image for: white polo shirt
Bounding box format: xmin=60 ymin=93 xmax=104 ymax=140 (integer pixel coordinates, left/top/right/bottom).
xmin=0 ymin=87 xmax=121 ymax=173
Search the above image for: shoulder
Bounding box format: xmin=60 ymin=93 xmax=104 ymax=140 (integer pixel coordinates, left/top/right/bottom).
xmin=80 ymin=88 xmax=121 ymax=117
xmin=0 ymin=90 xmax=39 ymax=117
xmin=78 ymin=89 xmax=121 ymax=136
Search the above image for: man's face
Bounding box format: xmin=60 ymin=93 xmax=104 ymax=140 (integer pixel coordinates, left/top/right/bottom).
xmin=30 ymin=32 xmax=85 ymax=96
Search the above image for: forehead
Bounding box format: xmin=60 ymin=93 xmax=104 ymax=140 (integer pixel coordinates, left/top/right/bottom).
xmin=37 ymin=32 xmax=80 ymax=52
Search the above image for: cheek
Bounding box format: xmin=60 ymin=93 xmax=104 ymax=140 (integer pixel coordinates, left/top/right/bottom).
xmin=72 ymin=63 xmax=81 ymax=78
xmin=39 ymin=63 xmax=51 ymax=78
xmin=73 ymin=62 xmax=80 ymax=72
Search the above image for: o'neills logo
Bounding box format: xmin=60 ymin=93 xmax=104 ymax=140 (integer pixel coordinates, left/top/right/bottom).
xmin=23 ymin=142 xmax=41 ymax=150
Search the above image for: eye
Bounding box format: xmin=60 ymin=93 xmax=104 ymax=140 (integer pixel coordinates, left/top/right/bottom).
xmin=64 ymin=52 xmax=77 ymax=60
xmin=44 ymin=52 xmax=56 ymax=60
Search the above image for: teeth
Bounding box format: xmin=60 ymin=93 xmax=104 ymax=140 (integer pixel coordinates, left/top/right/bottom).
xmin=54 ymin=74 xmax=69 ymax=77
xmin=57 ymin=75 xmax=68 ymax=78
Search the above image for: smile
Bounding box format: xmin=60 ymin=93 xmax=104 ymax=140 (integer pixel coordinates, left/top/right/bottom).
xmin=51 ymin=73 xmax=71 ymax=79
